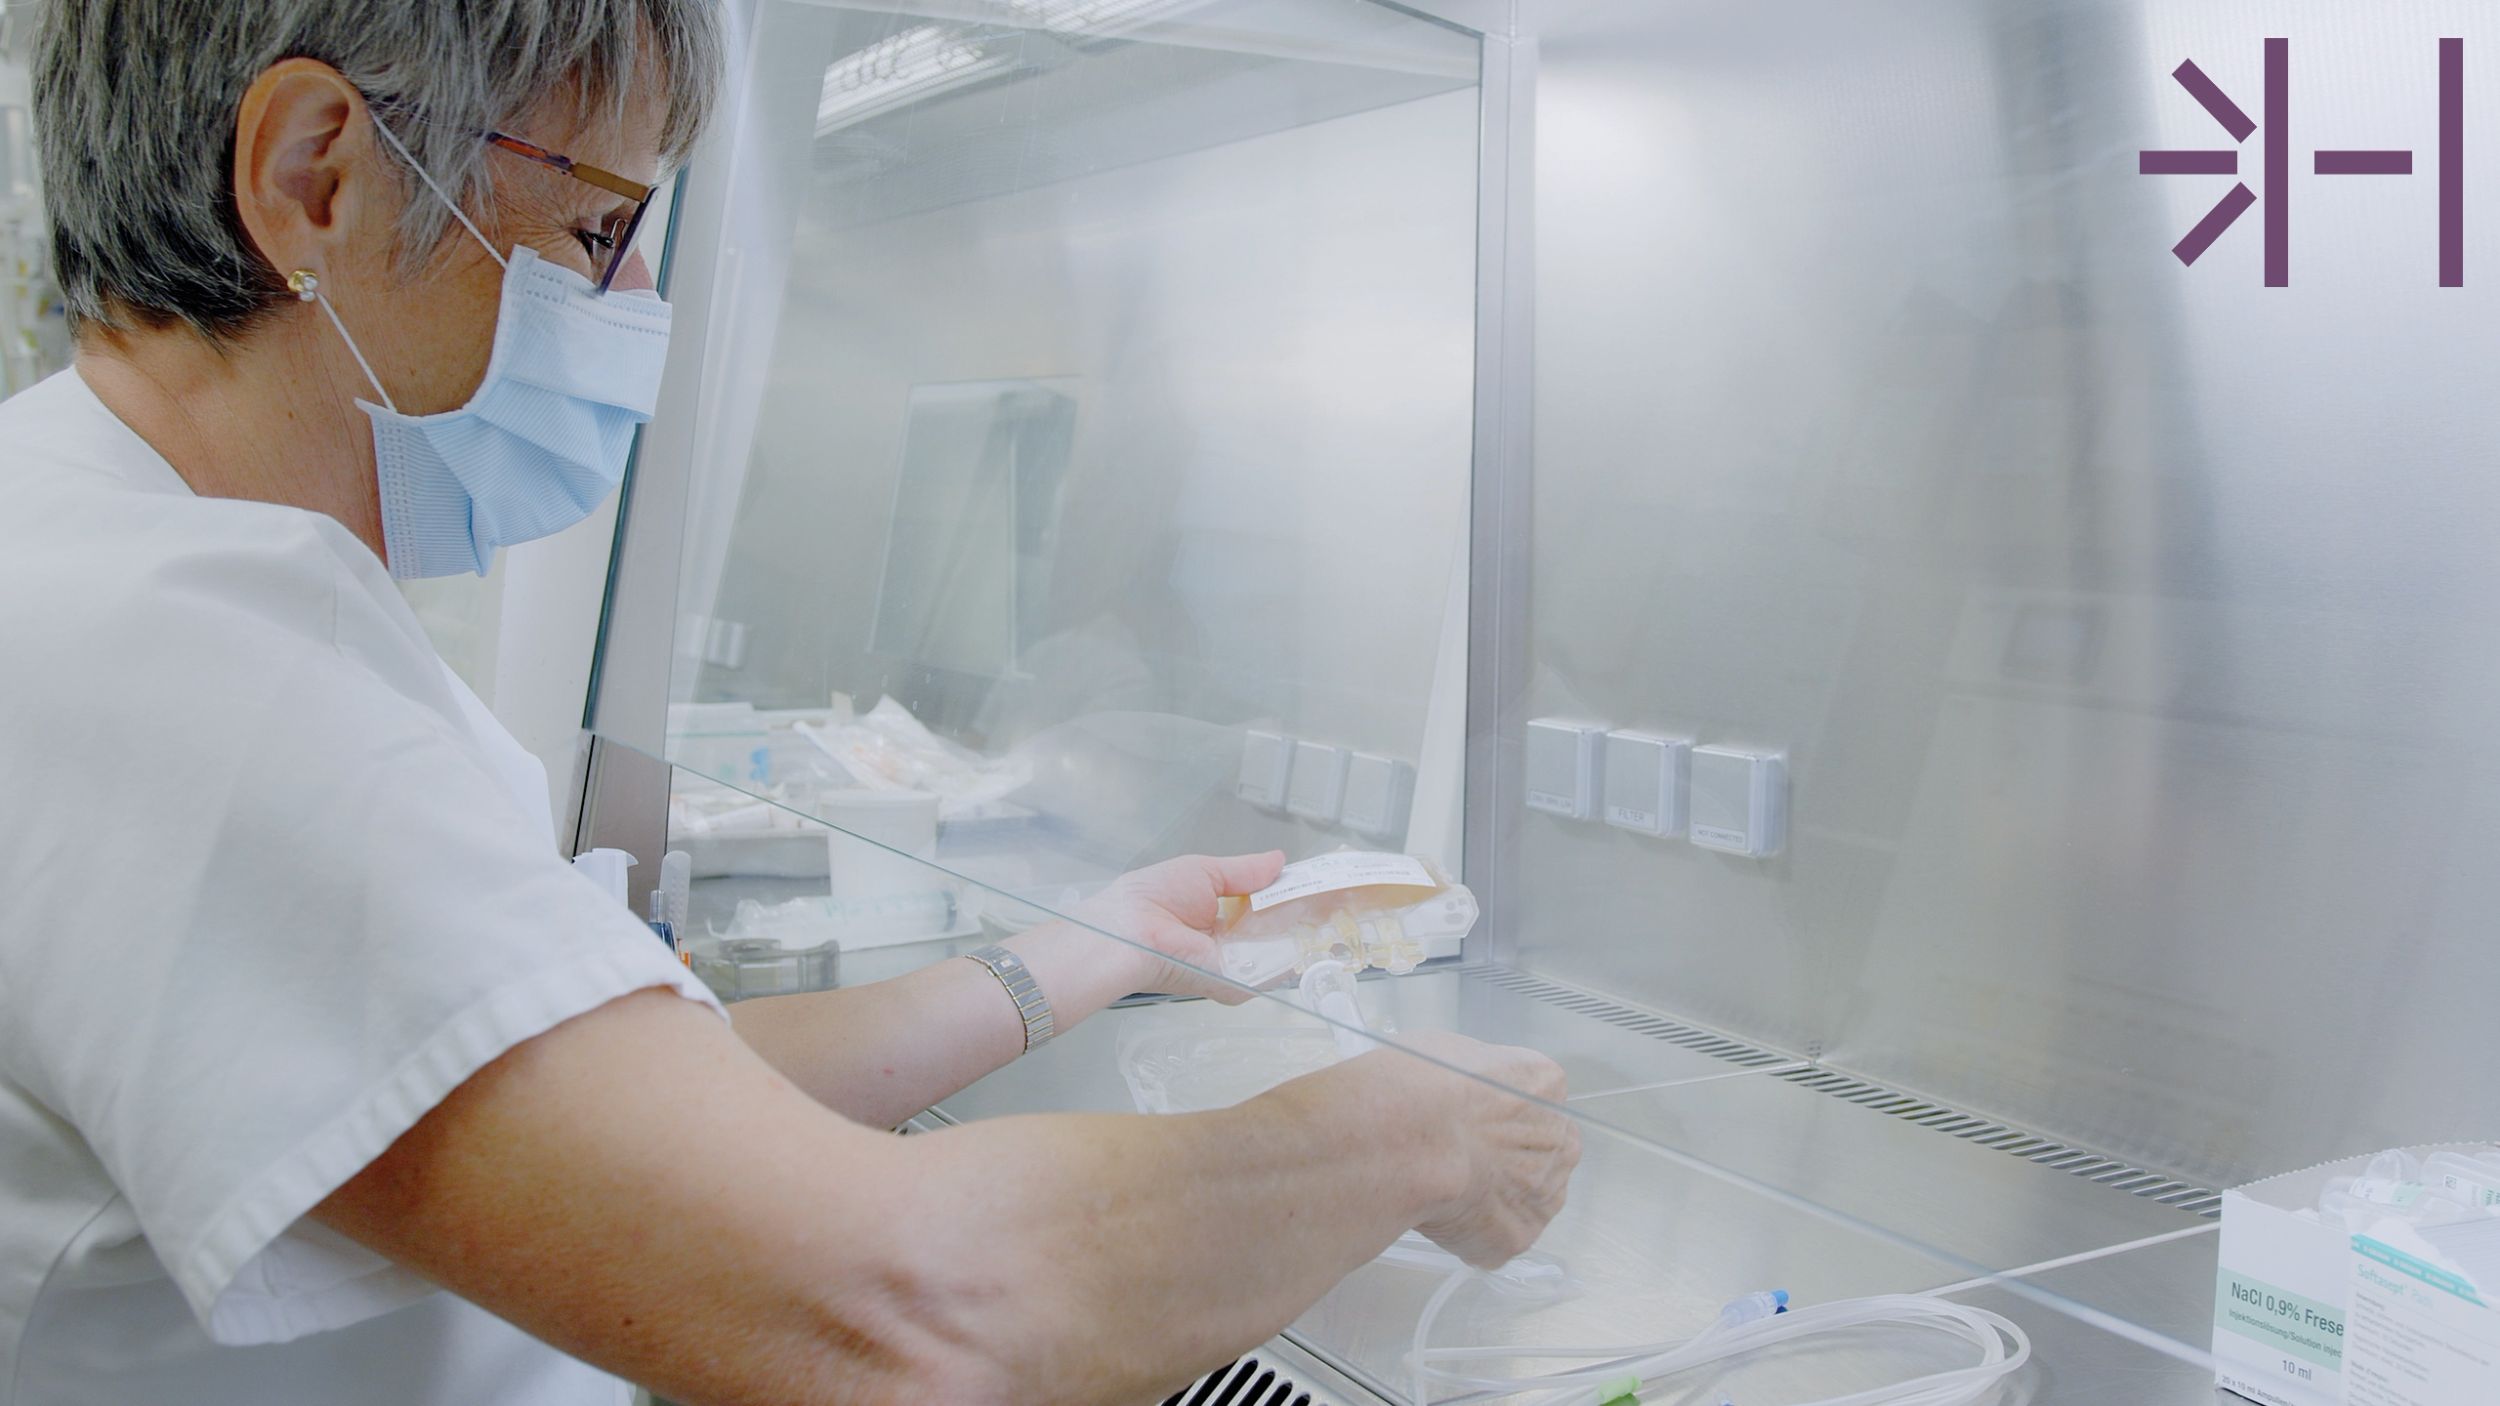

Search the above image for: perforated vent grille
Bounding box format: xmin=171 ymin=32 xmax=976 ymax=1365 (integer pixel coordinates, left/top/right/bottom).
xmin=1772 ymin=1067 xmax=2225 ymax=1218
xmin=1159 ymin=1354 xmax=1323 ymax=1406
xmin=1466 ymin=967 xmax=2225 ymax=1219
xmin=1463 ymin=967 xmax=1791 ymax=1067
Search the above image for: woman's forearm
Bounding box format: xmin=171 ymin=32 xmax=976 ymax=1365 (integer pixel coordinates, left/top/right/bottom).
xmin=856 ymin=1056 xmax=1468 ymax=1403
xmin=728 ymin=920 xmax=1142 ymax=1127
xmin=317 ymin=991 xmax=1561 ymax=1406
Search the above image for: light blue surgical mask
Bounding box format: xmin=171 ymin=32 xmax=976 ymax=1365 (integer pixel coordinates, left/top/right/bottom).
xmin=296 ymin=118 xmax=673 ymax=579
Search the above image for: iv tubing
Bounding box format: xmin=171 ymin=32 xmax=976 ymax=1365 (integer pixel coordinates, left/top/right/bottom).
xmin=1407 ymin=1269 xmax=2030 ymax=1406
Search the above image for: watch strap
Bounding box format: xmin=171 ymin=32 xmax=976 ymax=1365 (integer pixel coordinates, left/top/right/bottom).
xmin=964 ymin=944 xmax=1056 ymax=1052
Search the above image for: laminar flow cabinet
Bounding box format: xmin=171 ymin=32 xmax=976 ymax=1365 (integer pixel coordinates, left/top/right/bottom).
xmin=579 ymin=2 xmax=2500 ymax=1401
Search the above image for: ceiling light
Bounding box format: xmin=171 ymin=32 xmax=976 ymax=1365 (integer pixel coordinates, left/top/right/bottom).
xmin=996 ymin=0 xmax=1210 ymax=41
xmin=817 ymin=25 xmax=1014 ymax=136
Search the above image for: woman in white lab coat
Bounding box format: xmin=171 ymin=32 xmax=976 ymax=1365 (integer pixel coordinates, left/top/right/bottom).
xmin=0 ymin=4 xmax=1578 ymax=1404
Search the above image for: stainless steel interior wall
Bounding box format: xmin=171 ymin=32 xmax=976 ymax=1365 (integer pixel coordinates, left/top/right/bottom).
xmin=1506 ymin=0 xmax=2500 ymax=1186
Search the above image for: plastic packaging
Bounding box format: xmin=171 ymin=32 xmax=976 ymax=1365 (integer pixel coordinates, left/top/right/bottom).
xmin=2314 ymin=1148 xmax=2499 ymax=1230
xmin=2424 ymin=1147 xmax=2500 ymax=1213
xmin=1117 ymin=955 xmax=1406 ymax=1112
xmin=1117 ymin=1021 xmax=1347 ymax=1114
xmin=795 ymin=695 xmax=1031 ymax=817
xmin=1215 ymin=851 xmax=1478 ymax=988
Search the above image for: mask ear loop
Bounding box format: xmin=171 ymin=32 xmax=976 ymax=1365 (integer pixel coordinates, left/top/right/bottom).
xmin=289 ymin=111 xmax=511 ymax=414
xmin=367 ymin=113 xmax=508 ymax=271
xmin=288 ymin=269 xmax=398 ymax=414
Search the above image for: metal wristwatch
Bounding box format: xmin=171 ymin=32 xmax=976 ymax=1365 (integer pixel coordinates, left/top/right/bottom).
xmin=964 ymin=944 xmax=1056 ymax=1052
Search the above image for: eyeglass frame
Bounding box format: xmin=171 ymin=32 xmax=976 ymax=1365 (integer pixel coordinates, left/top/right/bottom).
xmin=481 ymin=131 xmax=659 ymax=294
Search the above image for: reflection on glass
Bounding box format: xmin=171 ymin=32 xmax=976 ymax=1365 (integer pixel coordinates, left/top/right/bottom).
xmin=671 ymin=762 xmax=982 ymax=1001
xmin=869 ymin=378 xmax=1077 ymax=687
xmin=657 ymin=0 xmax=1482 ymax=896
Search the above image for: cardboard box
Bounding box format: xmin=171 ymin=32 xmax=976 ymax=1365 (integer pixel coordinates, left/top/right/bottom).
xmin=2217 ymin=1145 xmax=2494 ymax=1406
xmin=2344 ymin=1219 xmax=2500 ymax=1405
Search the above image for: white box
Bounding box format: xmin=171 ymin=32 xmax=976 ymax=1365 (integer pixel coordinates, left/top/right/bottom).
xmin=2218 ymin=1166 xmax=2360 ymax=1406
xmin=1524 ymin=718 xmax=1606 ymax=820
xmin=2216 ymin=1145 xmax=2498 ymax=1406
xmin=1239 ymin=730 xmax=1294 ymax=810
xmin=1604 ymin=731 xmax=1691 ymax=836
xmin=823 ymin=790 xmax=953 ymax=948
xmin=1286 ymin=742 xmax=1351 ymax=823
xmin=2347 ymin=1221 xmax=2500 ymax=1406
xmin=1341 ymin=753 xmax=1414 ymax=839
xmin=1689 ymin=747 xmax=1785 ymax=856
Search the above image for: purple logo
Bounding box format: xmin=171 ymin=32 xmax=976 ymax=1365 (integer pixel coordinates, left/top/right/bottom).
xmin=2140 ymin=38 xmax=2464 ymax=286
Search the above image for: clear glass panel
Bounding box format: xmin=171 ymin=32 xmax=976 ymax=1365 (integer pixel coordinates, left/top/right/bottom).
xmin=644 ymin=750 xmax=2223 ymax=1402
xmin=625 ymin=0 xmax=1485 ymax=896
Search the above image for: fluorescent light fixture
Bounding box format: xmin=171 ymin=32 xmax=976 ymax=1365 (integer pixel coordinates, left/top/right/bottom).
xmin=996 ymin=0 xmax=1209 ymax=40
xmin=816 ymin=24 xmax=1013 ymax=136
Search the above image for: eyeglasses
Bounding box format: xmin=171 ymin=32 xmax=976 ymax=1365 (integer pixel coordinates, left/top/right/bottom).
xmin=482 ymin=131 xmax=659 ymax=294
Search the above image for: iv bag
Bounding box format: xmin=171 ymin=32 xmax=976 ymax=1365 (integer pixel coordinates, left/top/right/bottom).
xmin=1214 ymin=850 xmax=1478 ymax=988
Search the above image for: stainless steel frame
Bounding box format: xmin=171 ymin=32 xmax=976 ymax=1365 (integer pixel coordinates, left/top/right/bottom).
xmin=580 ymin=0 xmax=797 ymax=908
xmin=1459 ymin=20 xmax=1533 ymax=968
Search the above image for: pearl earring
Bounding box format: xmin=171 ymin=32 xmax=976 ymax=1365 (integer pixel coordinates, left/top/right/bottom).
xmin=286 ymin=270 xmax=320 ymax=303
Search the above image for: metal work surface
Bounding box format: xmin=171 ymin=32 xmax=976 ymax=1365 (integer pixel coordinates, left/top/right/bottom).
xmin=1571 ymin=1074 xmax=2208 ymax=1276
xmin=1285 ymin=1112 xmax=2227 ymax=1403
xmin=1289 ymin=1084 xmax=2222 ymax=1403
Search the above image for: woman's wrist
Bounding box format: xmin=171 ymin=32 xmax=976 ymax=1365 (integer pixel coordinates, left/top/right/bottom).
xmin=995 ymin=920 xmax=1154 ymax=1037
xmin=1273 ymin=1052 xmax=1469 ymax=1226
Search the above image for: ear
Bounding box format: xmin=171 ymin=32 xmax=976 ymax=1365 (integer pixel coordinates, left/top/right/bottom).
xmin=233 ymin=59 xmax=380 ymax=281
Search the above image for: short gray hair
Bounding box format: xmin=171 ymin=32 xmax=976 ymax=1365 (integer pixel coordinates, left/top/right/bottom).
xmin=34 ymin=0 xmax=722 ymax=339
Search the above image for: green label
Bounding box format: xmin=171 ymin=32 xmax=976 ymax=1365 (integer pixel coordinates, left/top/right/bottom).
xmin=2216 ymin=1268 xmax=2346 ymax=1370
xmin=2354 ymin=1235 xmax=2489 ymax=1306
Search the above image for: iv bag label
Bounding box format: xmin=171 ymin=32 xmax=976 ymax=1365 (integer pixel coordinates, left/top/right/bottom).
xmin=1248 ymin=852 xmax=1436 ymax=913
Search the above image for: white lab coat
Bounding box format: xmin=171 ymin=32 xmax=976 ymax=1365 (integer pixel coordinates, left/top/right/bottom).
xmin=0 ymin=369 xmax=722 ymax=1405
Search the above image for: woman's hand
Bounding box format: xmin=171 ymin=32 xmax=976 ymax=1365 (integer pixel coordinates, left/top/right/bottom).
xmin=997 ymin=852 xmax=1283 ymax=1040
xmin=1381 ymin=1033 xmax=1579 ymax=1267
xmin=1067 ymin=851 xmax=1286 ymax=1004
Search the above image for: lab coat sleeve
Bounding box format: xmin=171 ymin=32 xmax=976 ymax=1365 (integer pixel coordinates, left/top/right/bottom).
xmin=0 ymin=525 xmax=722 ymax=1347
